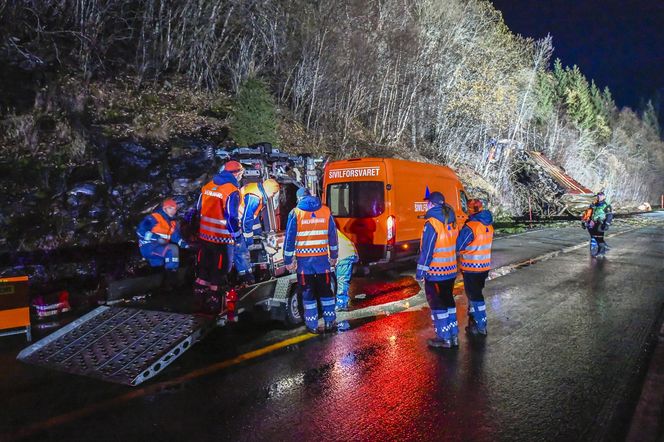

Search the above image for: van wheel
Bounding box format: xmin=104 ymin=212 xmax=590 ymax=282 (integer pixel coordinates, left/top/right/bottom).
xmin=284 ymin=284 xmax=303 ymax=327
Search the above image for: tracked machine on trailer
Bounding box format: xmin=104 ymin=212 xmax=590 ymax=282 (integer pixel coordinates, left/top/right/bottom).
xmin=18 ymin=144 xmax=329 ymax=386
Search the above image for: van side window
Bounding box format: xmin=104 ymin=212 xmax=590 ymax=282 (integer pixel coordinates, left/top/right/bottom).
xmin=459 ymin=190 xmax=468 ymax=214
xmin=327 ymin=182 xmax=385 ymax=218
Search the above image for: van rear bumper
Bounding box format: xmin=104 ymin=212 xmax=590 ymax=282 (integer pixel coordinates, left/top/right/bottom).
xmin=356 ymin=244 xmax=387 ymax=264
xmin=358 ymin=240 xmax=419 ymax=266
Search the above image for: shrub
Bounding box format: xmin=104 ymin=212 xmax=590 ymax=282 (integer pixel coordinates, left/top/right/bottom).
xmin=230 ymin=78 xmax=278 ymax=146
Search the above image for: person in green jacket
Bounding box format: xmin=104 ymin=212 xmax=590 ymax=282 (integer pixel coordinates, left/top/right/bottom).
xmin=582 ymin=192 xmax=614 ymax=257
xmin=335 ymin=229 xmax=359 ymax=311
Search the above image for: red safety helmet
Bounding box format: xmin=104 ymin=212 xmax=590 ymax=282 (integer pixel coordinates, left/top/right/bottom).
xmin=467 ymin=199 xmax=484 ymax=214
xmin=223 ymin=160 xmax=244 ymax=174
xmin=162 ymin=198 xmax=177 ymax=210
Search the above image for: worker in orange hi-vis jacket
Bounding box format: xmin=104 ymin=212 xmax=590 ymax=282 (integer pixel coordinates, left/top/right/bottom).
xmin=456 ymin=198 xmax=493 ymax=336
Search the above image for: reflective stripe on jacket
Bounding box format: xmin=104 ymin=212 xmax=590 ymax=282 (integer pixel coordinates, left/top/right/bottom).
xmin=294 ymin=205 xmax=332 ymax=257
xmin=459 ymin=220 xmax=493 ymax=272
xmin=199 ymin=181 xmax=239 ymax=244
xmin=425 ymin=217 xmax=459 ymax=278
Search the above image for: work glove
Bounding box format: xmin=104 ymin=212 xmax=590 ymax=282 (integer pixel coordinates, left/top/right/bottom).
xmin=581 ymin=222 xmax=586 ymax=230
xmin=232 ymin=232 xmax=243 ymax=246
xmin=286 ymin=262 xmax=296 ymax=272
xmin=178 ymin=239 xmax=189 ymax=249
xmin=600 ymin=222 xmax=609 ymax=232
xmin=329 ymin=258 xmax=338 ymax=267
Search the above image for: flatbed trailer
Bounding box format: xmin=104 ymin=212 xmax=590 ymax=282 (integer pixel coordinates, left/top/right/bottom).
xmin=18 ymin=306 xmax=215 ymax=386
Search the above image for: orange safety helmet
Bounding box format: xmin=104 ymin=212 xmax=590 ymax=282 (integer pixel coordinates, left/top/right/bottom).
xmin=262 ymin=179 xmax=280 ymax=197
xmin=467 ymin=198 xmax=484 ymax=214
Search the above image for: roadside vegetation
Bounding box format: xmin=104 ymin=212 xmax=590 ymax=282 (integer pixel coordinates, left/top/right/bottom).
xmin=1 ymin=0 xmax=662 ymax=214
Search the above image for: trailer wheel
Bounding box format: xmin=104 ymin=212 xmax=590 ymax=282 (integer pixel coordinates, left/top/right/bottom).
xmin=283 ymin=275 xmax=337 ymax=327
xmin=284 ymin=284 xmax=303 ymax=327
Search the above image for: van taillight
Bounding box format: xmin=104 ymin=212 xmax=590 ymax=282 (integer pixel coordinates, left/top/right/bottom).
xmin=386 ymin=215 xmax=396 ymax=245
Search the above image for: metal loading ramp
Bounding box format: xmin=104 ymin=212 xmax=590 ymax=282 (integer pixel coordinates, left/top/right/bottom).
xmin=17 ymin=306 xmax=215 ymax=386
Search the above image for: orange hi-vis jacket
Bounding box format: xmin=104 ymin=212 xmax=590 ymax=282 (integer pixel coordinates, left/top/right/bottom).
xmin=426 ymin=218 xmax=459 ymax=279
xmin=581 ymin=207 xmax=593 ymax=222
xmin=294 ymin=205 xmax=332 ymax=258
xmin=459 ymin=220 xmax=494 ymax=272
xmin=151 ymin=212 xmax=176 ymax=239
xmin=199 ymin=181 xmax=239 ymax=244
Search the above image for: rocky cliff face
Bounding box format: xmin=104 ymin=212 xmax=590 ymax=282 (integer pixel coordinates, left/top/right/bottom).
xmin=1 ymin=138 xmax=218 ymax=253
xmin=0 ymin=136 xmax=224 ymax=297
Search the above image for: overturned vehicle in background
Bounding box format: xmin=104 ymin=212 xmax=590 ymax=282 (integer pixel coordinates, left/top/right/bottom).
xmin=205 ymin=143 xmax=333 ymax=327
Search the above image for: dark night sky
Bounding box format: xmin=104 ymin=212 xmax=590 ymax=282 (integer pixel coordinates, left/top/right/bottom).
xmin=490 ymin=0 xmax=664 ymax=112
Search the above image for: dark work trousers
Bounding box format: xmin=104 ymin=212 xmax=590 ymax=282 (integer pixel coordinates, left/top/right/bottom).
xmin=197 ymin=241 xmax=234 ymax=287
xmin=424 ymin=279 xmax=456 ymax=310
xmin=299 ymin=272 xmax=334 ymax=303
xmin=299 ymin=271 xmax=336 ymax=329
xmin=588 ymin=223 xmax=606 ymax=245
xmin=463 ymin=271 xmax=489 ymax=302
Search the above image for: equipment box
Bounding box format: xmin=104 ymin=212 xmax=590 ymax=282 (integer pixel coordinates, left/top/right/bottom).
xmin=0 ymin=276 xmax=31 ymax=341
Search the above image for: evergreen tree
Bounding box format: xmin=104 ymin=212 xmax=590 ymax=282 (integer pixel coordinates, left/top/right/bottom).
xmin=534 ymin=72 xmax=556 ymax=123
xmin=230 ymin=77 xmax=279 ymax=146
xmin=565 ymin=65 xmax=594 ymax=130
xmin=552 ymin=58 xmax=567 ymax=104
xmin=601 ymin=87 xmax=618 ymax=121
xmin=589 ymin=81 xmax=605 ymax=118
xmin=642 ymin=100 xmax=661 ymax=138
xmin=589 ymin=81 xmax=612 ymax=141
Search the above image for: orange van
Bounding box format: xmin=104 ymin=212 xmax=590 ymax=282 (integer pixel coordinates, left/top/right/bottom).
xmin=322 ymin=157 xmax=469 ymax=266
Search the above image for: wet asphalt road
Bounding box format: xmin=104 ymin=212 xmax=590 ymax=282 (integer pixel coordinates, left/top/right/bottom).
xmin=1 ymin=214 xmax=664 ymax=441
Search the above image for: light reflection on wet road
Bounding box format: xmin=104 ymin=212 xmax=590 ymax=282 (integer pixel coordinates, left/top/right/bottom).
xmin=1 ymin=215 xmax=664 ymax=441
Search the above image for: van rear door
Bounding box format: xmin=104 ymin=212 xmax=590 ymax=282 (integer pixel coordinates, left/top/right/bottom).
xmin=324 ymin=159 xmax=388 ymax=263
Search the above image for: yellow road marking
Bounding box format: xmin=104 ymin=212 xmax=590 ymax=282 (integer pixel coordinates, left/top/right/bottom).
xmin=7 ymin=333 xmax=317 ymax=440
xmin=10 ymin=280 xmax=464 ymax=440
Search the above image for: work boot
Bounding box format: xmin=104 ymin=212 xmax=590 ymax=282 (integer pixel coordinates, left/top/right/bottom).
xmin=466 ymin=322 xmax=488 ymax=336
xmin=597 ymin=243 xmax=607 ymax=257
xmin=160 ymin=270 xmax=179 ymax=294
xmin=306 ymin=326 xmax=320 ymax=335
xmin=321 ymin=297 xmax=337 ymax=324
xmin=451 ymin=335 xmax=459 ymax=347
xmin=427 ymin=337 xmax=453 ymax=348
xmin=192 ymin=284 xmax=207 ymax=312
xmin=303 ymin=300 xmax=319 ymax=332
xmin=324 ymin=321 xmax=337 ymax=333
xmin=239 ymin=272 xmax=256 ymax=286
xmin=336 ymin=294 xmax=350 ymax=312
xmin=204 ymin=292 xmax=222 ymax=315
